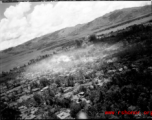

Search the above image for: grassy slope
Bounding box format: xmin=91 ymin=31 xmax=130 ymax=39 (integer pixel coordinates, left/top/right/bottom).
xmin=0 ymin=5 xmax=151 ymax=73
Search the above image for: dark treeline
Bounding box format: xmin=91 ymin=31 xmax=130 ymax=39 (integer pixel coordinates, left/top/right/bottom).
xmin=81 ymin=23 xmax=152 ymax=119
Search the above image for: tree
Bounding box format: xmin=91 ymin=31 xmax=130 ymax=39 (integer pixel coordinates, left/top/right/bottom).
xmin=80 ymin=101 xmax=87 ymax=109
xmin=62 ymin=98 xmax=71 ymax=108
xmin=55 ymin=79 xmax=61 ymax=87
xmin=80 ymin=86 xmax=87 ymax=93
xmin=137 ymin=95 xmax=148 ymax=111
xmin=148 ymin=95 xmax=152 ymax=111
xmin=75 ymin=39 xmax=83 ymax=48
xmin=70 ymin=102 xmax=81 ymax=118
xmin=65 ymin=76 xmax=74 ymax=87
xmin=32 ymin=82 xmax=39 ymax=89
xmin=87 ymin=105 xmax=97 ymax=117
xmin=48 ymin=88 xmax=55 ymax=97
xmin=88 ymin=34 xmax=97 ymax=43
xmin=88 ymin=90 xmax=98 ymax=103
xmin=0 ymin=101 xmax=21 ymax=120
xmin=48 ymin=107 xmax=59 ymax=119
xmin=33 ymin=93 xmax=43 ymax=105
xmin=58 ymin=87 xmax=64 ymax=93
xmin=5 ymin=81 xmax=9 ymax=89
xmin=40 ymin=78 xmax=50 ymax=88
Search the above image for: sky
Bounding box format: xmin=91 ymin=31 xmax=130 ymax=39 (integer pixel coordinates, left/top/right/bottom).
xmin=0 ymin=1 xmax=151 ymax=51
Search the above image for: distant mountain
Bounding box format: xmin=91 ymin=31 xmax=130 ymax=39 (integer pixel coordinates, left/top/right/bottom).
xmin=60 ymin=5 xmax=151 ymax=37
xmin=1 ymin=5 xmax=151 ymax=54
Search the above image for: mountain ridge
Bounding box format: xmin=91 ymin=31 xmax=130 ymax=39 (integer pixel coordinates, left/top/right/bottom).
xmin=0 ymin=5 xmax=151 ymax=54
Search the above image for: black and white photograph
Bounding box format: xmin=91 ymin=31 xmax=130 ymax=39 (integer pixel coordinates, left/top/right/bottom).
xmin=0 ymin=1 xmax=152 ymax=119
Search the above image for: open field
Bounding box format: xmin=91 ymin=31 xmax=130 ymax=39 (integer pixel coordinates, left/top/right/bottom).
xmin=95 ymin=13 xmax=152 ymax=35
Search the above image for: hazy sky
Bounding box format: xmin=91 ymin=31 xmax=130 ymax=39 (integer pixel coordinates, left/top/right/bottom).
xmin=0 ymin=1 xmax=150 ymax=51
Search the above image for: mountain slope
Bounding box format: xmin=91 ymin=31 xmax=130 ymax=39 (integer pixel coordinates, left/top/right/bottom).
xmin=65 ymin=5 xmax=151 ymax=37
xmin=0 ymin=5 xmax=151 ymax=72
xmin=1 ymin=5 xmax=151 ymax=53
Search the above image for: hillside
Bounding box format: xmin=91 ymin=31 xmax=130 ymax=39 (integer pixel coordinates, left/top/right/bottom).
xmin=0 ymin=5 xmax=151 ymax=72
xmin=1 ymin=5 xmax=151 ymax=53
xmin=57 ymin=5 xmax=151 ymax=37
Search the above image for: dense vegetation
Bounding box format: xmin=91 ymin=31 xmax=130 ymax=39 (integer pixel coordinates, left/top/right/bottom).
xmin=81 ymin=23 xmax=152 ymax=119
xmin=0 ymin=101 xmax=21 ymax=120
xmin=33 ymin=23 xmax=152 ymax=119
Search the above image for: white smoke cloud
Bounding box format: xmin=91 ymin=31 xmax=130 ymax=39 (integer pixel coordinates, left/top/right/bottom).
xmin=0 ymin=1 xmax=150 ymax=50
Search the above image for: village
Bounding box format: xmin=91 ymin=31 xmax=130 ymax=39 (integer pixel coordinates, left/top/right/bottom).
xmin=0 ymin=67 xmax=107 ymax=119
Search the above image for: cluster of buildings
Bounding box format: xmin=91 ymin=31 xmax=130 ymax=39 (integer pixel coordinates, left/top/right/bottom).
xmin=18 ymin=106 xmax=38 ymax=119
xmin=0 ymin=54 xmax=111 ymax=120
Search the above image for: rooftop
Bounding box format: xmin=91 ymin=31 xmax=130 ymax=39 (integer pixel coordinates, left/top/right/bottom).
xmin=57 ymin=111 xmax=70 ymax=119
xmin=25 ymin=114 xmax=36 ymax=119
xmin=30 ymin=107 xmax=38 ymax=114
xmin=79 ymin=92 xmax=84 ymax=95
xmin=18 ymin=95 xmax=32 ymax=103
xmin=32 ymin=88 xmax=40 ymax=92
xmin=6 ymin=86 xmax=22 ymax=94
xmin=64 ymin=87 xmax=73 ymax=93
xmin=40 ymin=86 xmax=48 ymax=92
xmin=63 ymin=91 xmax=73 ymax=99
xmin=19 ymin=106 xmax=27 ymax=110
